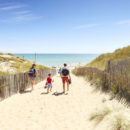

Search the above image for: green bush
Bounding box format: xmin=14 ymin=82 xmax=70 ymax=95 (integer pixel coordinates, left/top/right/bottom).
xmin=7 ymin=53 xmax=13 ymax=56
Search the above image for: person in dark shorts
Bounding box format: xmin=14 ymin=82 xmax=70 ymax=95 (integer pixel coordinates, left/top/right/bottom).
xmin=60 ymin=63 xmax=71 ymax=94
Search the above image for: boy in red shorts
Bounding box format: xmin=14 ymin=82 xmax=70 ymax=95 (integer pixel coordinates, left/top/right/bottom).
xmin=60 ymin=63 xmax=71 ymax=94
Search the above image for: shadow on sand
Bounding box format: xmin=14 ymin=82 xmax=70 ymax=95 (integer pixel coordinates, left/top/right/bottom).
xmin=40 ymin=92 xmax=68 ymax=96
xmin=20 ymin=90 xmax=32 ymax=94
xmin=52 ymin=92 xmax=68 ymax=96
xmin=41 ymin=92 xmax=49 ymax=95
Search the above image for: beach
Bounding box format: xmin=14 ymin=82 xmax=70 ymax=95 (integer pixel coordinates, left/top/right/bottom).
xmin=0 ymin=71 xmax=129 ymax=130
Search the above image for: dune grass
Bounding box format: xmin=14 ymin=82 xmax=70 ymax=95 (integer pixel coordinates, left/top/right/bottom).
xmin=0 ymin=53 xmax=48 ymax=76
xmin=89 ymin=106 xmax=130 ymax=130
xmin=0 ymin=71 xmax=10 ymax=76
xmin=0 ymin=52 xmax=4 ymax=55
xmin=109 ymin=114 xmax=130 ymax=130
xmin=73 ymin=58 xmax=130 ymax=102
xmin=86 ymin=46 xmax=130 ymax=70
xmin=7 ymin=53 xmax=13 ymax=56
xmin=89 ymin=107 xmax=111 ymax=124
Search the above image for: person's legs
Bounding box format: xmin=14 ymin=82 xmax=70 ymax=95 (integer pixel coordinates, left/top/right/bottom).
xmin=63 ymin=83 xmax=65 ymax=94
xmin=47 ymin=88 xmax=49 ymax=93
xmin=67 ymin=81 xmax=69 ymax=91
xmin=62 ymin=77 xmax=66 ymax=94
xmin=50 ymin=84 xmax=52 ymax=92
xmin=65 ymin=77 xmax=69 ymax=91
xmin=31 ymin=79 xmax=34 ymax=91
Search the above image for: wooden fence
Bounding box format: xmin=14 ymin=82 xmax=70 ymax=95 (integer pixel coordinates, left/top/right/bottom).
xmin=0 ymin=69 xmax=56 ymax=101
xmin=73 ymin=58 xmax=130 ymax=102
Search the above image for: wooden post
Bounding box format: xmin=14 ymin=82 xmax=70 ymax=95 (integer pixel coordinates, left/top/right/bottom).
xmin=34 ymin=52 xmax=37 ymax=63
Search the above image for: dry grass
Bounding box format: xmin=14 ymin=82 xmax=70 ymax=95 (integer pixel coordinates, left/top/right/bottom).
xmin=0 ymin=53 xmax=48 ymax=76
xmin=89 ymin=105 xmax=130 ymax=130
xmin=73 ymin=58 xmax=130 ymax=102
xmin=89 ymin=107 xmax=111 ymax=124
xmin=108 ymin=112 xmax=130 ymax=130
xmin=86 ymin=45 xmax=130 ymax=70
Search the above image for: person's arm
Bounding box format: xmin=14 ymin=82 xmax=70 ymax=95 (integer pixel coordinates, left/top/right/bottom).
xmin=68 ymin=69 xmax=71 ymax=79
xmin=60 ymin=73 xmax=62 ymax=78
xmin=52 ymin=78 xmax=54 ymax=82
xmin=69 ymin=74 xmax=71 ymax=79
xmin=60 ymin=69 xmax=62 ymax=78
xmin=35 ymin=69 xmax=39 ymax=76
xmin=46 ymin=78 xmax=48 ymax=83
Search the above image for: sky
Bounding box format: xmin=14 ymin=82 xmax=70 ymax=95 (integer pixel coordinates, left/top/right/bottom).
xmin=0 ymin=0 xmax=130 ymax=54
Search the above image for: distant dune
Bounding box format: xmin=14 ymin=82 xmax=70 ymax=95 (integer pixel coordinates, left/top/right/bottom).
xmin=86 ymin=46 xmax=130 ymax=70
xmin=0 ymin=53 xmax=48 ymax=75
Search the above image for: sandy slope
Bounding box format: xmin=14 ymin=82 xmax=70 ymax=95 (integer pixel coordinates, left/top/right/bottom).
xmin=0 ymin=73 xmax=128 ymax=130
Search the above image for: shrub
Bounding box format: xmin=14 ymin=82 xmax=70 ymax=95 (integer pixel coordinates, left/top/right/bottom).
xmin=7 ymin=53 xmax=13 ymax=56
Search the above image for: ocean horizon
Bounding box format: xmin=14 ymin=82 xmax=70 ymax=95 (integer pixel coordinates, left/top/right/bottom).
xmin=14 ymin=54 xmax=99 ymax=67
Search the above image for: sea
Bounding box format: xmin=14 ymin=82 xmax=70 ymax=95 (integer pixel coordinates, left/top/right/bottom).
xmin=14 ymin=54 xmax=99 ymax=67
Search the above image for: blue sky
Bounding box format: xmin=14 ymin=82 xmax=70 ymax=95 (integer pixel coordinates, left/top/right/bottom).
xmin=0 ymin=0 xmax=130 ymax=53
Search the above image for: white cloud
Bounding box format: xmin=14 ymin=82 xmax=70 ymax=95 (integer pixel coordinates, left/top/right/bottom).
xmin=13 ymin=14 xmax=41 ymax=22
xmin=0 ymin=5 xmax=25 ymax=11
xmin=75 ymin=24 xmax=98 ymax=30
xmin=117 ymin=20 xmax=130 ymax=25
xmin=13 ymin=10 xmax=31 ymax=15
xmin=0 ymin=14 xmax=41 ymax=23
xmin=0 ymin=3 xmax=41 ymax=23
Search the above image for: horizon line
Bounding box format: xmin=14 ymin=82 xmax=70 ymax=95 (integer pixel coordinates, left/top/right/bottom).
xmin=13 ymin=53 xmax=100 ymax=55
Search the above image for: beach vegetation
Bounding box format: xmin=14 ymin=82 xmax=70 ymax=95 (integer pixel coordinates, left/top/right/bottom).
xmin=73 ymin=46 xmax=130 ymax=102
xmin=0 ymin=71 xmax=10 ymax=76
xmin=73 ymin=58 xmax=130 ymax=102
xmin=109 ymin=114 xmax=130 ymax=130
xmin=89 ymin=106 xmax=130 ymax=130
xmin=86 ymin=46 xmax=130 ymax=70
xmin=0 ymin=53 xmax=48 ymax=76
xmin=102 ymin=97 xmax=107 ymax=103
xmin=89 ymin=107 xmax=111 ymax=124
xmin=0 ymin=52 xmax=4 ymax=55
xmin=7 ymin=53 xmax=13 ymax=56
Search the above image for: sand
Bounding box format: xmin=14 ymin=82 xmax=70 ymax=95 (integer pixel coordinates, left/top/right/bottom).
xmin=0 ymin=72 xmax=129 ymax=130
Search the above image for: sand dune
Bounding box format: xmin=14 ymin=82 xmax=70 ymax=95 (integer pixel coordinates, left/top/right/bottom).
xmin=0 ymin=73 xmax=129 ymax=130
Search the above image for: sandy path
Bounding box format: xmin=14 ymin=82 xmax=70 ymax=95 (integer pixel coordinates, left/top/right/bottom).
xmin=0 ymin=73 xmax=117 ymax=130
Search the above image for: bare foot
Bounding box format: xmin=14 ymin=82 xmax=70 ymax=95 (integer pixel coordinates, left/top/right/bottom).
xmin=31 ymin=89 xmax=34 ymax=92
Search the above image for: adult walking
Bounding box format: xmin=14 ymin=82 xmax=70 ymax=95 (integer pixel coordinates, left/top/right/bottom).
xmin=60 ymin=63 xmax=71 ymax=94
xmin=28 ymin=64 xmax=38 ymax=92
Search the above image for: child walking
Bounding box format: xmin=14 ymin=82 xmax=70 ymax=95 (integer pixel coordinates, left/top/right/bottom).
xmin=46 ymin=73 xmax=53 ymax=93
